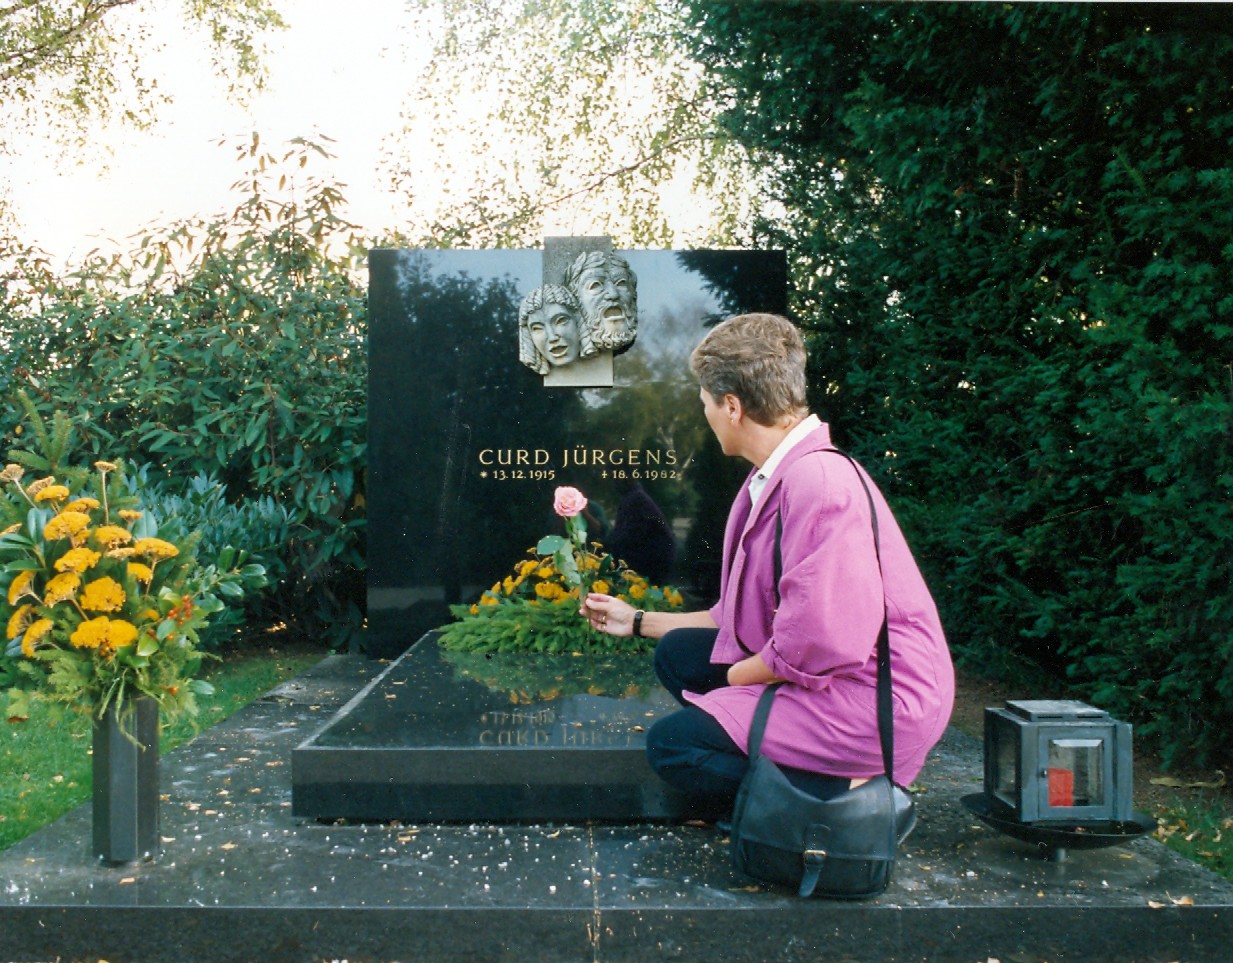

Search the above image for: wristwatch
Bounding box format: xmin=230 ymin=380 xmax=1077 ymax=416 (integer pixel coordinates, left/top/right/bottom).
xmin=632 ymin=609 xmax=645 ymax=638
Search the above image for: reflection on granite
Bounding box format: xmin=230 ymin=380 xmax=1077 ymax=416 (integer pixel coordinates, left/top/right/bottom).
xmin=3 ymin=653 xmax=1233 ymax=962
xmin=292 ymin=634 xmax=690 ymax=821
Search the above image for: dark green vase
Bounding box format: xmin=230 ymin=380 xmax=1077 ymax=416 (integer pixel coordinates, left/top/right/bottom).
xmin=91 ymin=695 xmax=160 ymax=864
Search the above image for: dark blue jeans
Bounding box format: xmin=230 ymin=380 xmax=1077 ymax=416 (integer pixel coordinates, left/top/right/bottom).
xmin=645 ymin=627 xmax=850 ymax=816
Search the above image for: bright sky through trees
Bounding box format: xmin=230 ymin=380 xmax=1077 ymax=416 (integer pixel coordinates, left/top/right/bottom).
xmin=1 ymin=0 xmax=422 ymax=262
xmin=1 ymin=0 xmax=743 ymax=264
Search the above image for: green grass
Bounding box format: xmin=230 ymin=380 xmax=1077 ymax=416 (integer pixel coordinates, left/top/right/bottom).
xmin=0 ymin=643 xmax=322 ymax=852
xmin=1155 ymin=797 xmax=1233 ymax=883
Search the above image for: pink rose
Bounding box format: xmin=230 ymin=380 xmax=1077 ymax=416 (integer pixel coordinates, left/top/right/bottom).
xmin=553 ymin=486 xmax=588 ymax=518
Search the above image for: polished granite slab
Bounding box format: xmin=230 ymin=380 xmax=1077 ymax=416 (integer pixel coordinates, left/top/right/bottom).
xmin=291 ymin=633 xmax=690 ymax=821
xmin=2 ymin=653 xmax=1233 ymax=962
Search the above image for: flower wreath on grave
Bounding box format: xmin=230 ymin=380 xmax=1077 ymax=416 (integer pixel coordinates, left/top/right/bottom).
xmin=0 ymin=459 xmax=265 ymax=729
xmin=438 ymin=486 xmax=685 ymax=655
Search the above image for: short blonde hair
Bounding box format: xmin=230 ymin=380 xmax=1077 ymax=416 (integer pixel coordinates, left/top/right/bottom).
xmin=689 ymin=313 xmax=808 ymax=426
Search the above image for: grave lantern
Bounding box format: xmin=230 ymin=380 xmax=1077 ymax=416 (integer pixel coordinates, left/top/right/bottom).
xmin=984 ymin=699 xmax=1133 ymax=824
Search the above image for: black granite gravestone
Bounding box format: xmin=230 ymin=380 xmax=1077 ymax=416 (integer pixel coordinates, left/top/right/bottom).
xmin=365 ymin=244 xmax=787 ymax=658
xmin=295 ymin=242 xmax=786 ymax=822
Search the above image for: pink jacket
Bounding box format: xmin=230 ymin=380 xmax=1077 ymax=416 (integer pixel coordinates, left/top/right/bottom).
xmin=686 ymin=423 xmax=954 ymax=784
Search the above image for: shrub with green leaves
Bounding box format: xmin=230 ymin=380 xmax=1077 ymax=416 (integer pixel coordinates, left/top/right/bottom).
xmin=134 ymin=469 xmax=295 ymax=649
xmin=1 ymin=136 xmax=366 ymax=648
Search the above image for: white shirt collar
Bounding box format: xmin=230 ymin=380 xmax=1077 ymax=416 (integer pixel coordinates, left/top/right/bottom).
xmin=748 ymin=413 xmax=821 ymax=506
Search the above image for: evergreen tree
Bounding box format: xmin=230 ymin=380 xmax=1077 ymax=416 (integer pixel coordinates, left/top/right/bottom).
xmin=682 ymin=1 xmax=1233 ymax=765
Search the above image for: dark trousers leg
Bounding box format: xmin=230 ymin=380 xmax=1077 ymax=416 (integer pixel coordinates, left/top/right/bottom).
xmin=647 ymin=706 xmax=854 ymax=813
xmin=653 ymin=627 xmax=729 ymax=704
xmin=645 ymin=706 xmax=748 ymax=815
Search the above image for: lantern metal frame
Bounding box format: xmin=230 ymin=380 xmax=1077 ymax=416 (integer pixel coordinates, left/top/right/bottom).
xmin=962 ymin=699 xmax=1155 ymax=861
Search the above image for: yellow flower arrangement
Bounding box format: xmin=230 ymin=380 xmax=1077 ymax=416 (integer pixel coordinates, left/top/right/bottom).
xmin=0 ymin=457 xmax=260 ymax=726
xmin=440 ymin=487 xmax=687 ymax=656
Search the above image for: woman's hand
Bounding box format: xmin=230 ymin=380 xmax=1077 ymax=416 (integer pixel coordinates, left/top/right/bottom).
xmin=581 ymin=592 xmax=637 ymax=637
xmin=727 ymin=653 xmax=782 ymax=686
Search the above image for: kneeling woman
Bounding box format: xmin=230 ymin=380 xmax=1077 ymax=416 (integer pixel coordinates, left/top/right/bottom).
xmin=582 ymin=313 xmax=954 ymax=816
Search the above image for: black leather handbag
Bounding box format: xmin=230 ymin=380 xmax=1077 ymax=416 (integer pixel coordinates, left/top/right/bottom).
xmin=729 ymin=451 xmax=908 ymax=899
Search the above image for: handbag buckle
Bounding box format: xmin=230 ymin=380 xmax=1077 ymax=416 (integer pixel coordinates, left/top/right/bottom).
xmin=803 ymin=848 xmax=827 ymax=859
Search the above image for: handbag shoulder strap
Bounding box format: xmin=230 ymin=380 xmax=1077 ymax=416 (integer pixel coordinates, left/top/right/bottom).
xmin=764 ymin=448 xmax=895 ymax=782
xmin=834 ymin=450 xmax=895 ymax=784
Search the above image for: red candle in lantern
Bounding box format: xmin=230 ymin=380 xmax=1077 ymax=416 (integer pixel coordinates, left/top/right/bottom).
xmin=1048 ymin=767 xmax=1075 ymax=807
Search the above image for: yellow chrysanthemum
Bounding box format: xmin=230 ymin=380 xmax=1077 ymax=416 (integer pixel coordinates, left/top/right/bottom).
xmin=628 ymin=582 xmax=646 ymax=600
xmin=517 ymin=560 xmax=538 ymax=577
xmin=666 ymin=588 xmax=684 ymax=607
xmin=93 ymin=525 xmax=133 ymax=548
xmin=72 ymin=615 xmax=138 ymax=655
xmin=0 ymin=464 xmax=24 ymax=484
xmin=119 ymin=510 xmax=142 ymax=524
xmin=139 ymin=607 xmax=160 ymax=622
xmin=33 ymin=484 xmax=71 ymax=503
xmin=63 ymin=497 xmax=101 ymax=513
xmin=592 ymin=579 xmax=610 ymax=594
xmin=44 ymin=571 xmax=82 ymax=605
xmin=6 ymin=604 xmax=34 ymax=640
xmin=25 ymin=477 xmax=55 ymax=497
xmin=43 ymin=511 xmax=91 ymax=541
xmin=21 ymin=618 xmax=54 ymax=657
xmin=80 ymin=576 xmax=126 ymax=613
xmin=132 ymin=537 xmax=179 ymax=559
xmin=127 ymin=562 xmax=155 ymax=584
xmin=105 ymin=547 xmax=137 ymax=559
xmin=54 ymin=547 xmax=102 ymax=574
xmin=7 ymin=570 xmax=36 ymax=606
xmin=535 ymin=565 xmax=554 ymax=579
xmin=534 ymin=582 xmax=565 ymax=601
xmin=70 ymin=617 xmax=109 ymax=650
xmin=502 ymin=576 xmax=516 ymax=594
xmin=106 ymin=618 xmax=139 ymax=650
xmin=94 ymin=461 xmax=119 ymax=472
xmin=479 ymin=594 xmax=499 ymax=606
